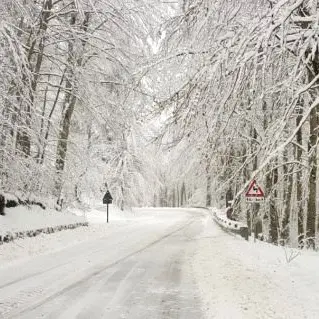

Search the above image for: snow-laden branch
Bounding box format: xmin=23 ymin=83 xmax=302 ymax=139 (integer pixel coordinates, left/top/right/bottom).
xmin=234 ymin=96 xmax=319 ymax=200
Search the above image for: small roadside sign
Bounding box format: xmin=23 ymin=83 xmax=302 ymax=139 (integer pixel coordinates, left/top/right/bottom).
xmin=103 ymin=191 xmax=113 ymax=204
xmin=103 ymin=190 xmax=113 ymax=223
xmin=245 ymin=180 xmax=265 ymax=202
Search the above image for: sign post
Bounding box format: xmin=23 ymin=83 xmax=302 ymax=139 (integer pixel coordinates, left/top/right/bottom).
xmin=245 ymin=180 xmax=264 ymax=241
xmin=103 ymin=190 xmax=113 ymax=223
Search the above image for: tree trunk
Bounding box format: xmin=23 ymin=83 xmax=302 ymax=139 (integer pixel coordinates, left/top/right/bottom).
xmin=39 ymin=70 xmax=66 ymax=164
xmin=181 ymin=182 xmax=186 ymax=206
xmin=289 ymin=170 xmax=299 ymax=247
xmin=306 ymin=104 xmax=318 ymax=248
xmin=153 ymin=193 xmax=157 ymax=207
xmin=55 ymin=94 xmax=77 ymax=197
xmin=306 ymin=53 xmax=319 ymax=248
xmin=172 ymin=187 xmax=176 ymax=207
xmin=16 ymin=0 xmax=53 ymax=156
xmin=268 ymin=164 xmax=279 ymax=244
xmin=206 ymin=174 xmax=212 ymax=207
xmin=296 ymin=105 xmax=304 ymax=239
xmin=177 ymin=185 xmax=180 ymax=207
xmin=55 ymin=12 xmax=90 ymax=198
xmin=282 ymin=161 xmax=292 ymax=242
xmin=225 ymin=188 xmax=233 ymax=207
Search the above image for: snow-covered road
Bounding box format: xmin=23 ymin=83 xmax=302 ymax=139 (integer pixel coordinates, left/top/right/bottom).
xmin=0 ymin=208 xmax=205 ymax=319
xmin=1 ymin=207 xmax=319 ymax=319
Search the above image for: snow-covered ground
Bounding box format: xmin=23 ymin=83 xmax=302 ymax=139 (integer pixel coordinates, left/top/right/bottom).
xmin=85 ymin=205 xmax=158 ymax=223
xmin=0 ymin=208 xmax=204 ymax=318
xmin=0 ymin=205 xmax=85 ymax=234
xmin=193 ymin=213 xmax=319 ymax=319
xmin=1 ymin=207 xmax=319 ymax=318
xmin=0 ymin=205 xmax=146 ymax=265
xmin=0 ymin=206 xmax=194 ymax=266
xmin=0 ymin=203 xmax=156 ymax=236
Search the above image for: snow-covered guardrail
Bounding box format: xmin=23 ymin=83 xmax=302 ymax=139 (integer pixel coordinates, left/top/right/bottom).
xmin=0 ymin=222 xmax=89 ymax=245
xmin=212 ymin=208 xmax=249 ymax=240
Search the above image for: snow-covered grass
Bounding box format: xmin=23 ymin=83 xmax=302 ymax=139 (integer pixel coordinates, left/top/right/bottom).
xmin=193 ymin=214 xmax=319 ymax=319
xmin=0 ymin=205 xmax=85 ymax=234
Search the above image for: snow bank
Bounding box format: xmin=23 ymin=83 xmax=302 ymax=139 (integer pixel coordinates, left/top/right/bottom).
xmin=193 ymin=217 xmax=319 ymax=319
xmin=0 ymin=205 xmax=85 ymax=234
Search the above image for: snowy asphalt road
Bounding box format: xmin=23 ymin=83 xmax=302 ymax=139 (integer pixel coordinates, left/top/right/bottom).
xmin=0 ymin=209 xmax=206 ymax=319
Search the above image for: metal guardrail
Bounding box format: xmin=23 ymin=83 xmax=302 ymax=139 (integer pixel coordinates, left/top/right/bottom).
xmin=212 ymin=209 xmax=249 ymax=240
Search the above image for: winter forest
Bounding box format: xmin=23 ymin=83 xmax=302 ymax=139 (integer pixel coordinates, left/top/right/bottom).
xmin=1 ymin=0 xmax=319 ymax=248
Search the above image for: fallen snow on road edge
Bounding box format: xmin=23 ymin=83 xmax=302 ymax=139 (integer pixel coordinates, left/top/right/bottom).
xmin=192 ymin=216 xmax=319 ymax=319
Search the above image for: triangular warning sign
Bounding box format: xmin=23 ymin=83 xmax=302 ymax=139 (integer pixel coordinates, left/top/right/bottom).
xmin=245 ymin=180 xmax=264 ymax=197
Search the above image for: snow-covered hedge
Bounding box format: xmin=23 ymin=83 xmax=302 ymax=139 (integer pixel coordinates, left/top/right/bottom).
xmin=212 ymin=208 xmax=248 ymax=240
xmin=0 ymin=222 xmax=88 ymax=245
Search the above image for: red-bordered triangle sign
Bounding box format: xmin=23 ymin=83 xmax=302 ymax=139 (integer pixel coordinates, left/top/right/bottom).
xmin=245 ymin=180 xmax=264 ymax=197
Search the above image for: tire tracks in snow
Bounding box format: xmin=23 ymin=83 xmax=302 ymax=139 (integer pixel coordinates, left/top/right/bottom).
xmin=4 ymin=218 xmax=196 ymax=318
xmin=0 ymin=223 xmax=136 ymax=290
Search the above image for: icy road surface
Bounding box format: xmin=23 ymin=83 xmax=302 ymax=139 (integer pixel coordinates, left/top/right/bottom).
xmin=0 ymin=208 xmax=205 ymax=319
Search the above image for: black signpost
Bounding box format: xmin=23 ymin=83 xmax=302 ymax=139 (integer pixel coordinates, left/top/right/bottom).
xmin=103 ymin=190 xmax=113 ymax=223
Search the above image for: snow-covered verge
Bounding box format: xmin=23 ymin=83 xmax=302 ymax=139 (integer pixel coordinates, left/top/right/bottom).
xmin=0 ymin=205 xmax=87 ymax=244
xmin=0 ymin=205 xmax=85 ymax=233
xmin=0 ymin=222 xmax=89 ymax=244
xmin=212 ymin=207 xmax=248 ymax=240
xmin=193 ymin=216 xmax=319 ymax=319
xmin=0 ymin=203 xmax=144 ymax=246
